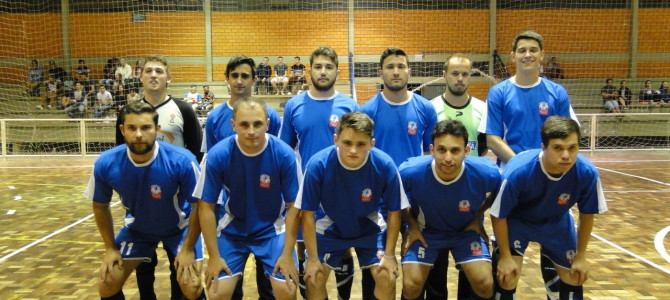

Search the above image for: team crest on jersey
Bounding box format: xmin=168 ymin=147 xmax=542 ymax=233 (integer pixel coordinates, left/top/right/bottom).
xmin=361 ymin=188 xmax=372 ymax=202
xmin=538 ymin=101 xmax=549 ymax=116
xmin=407 ymin=121 xmax=417 ymax=135
xmin=470 ymin=242 xmax=483 ymax=256
xmin=329 ymin=114 xmax=340 ymax=128
xmin=150 ymin=185 xmax=162 ymax=199
xmin=566 ymin=250 xmax=576 ymax=264
xmin=259 ymin=174 xmax=271 ymax=189
xmin=458 ymin=200 xmax=471 ymax=212
xmin=557 ymin=193 xmax=570 ymax=205
xmin=513 ymin=240 xmax=521 ymax=249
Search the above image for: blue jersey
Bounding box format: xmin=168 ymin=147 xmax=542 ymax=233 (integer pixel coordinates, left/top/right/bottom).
xmin=85 ymin=142 xmax=200 ymax=237
xmin=194 ymin=134 xmax=299 ymax=240
xmin=361 ymin=92 xmax=437 ymax=166
xmin=280 ymin=91 xmax=358 ymax=170
xmin=482 ymin=77 xmax=577 ymax=154
xmin=399 ymin=155 xmax=501 ymax=240
xmin=490 ymin=149 xmax=607 ymax=223
xmin=203 ymin=101 xmax=282 ymax=152
xmin=295 ymin=146 xmax=410 ymax=240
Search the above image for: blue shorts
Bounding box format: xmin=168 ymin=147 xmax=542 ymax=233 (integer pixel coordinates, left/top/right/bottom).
xmin=402 ymin=231 xmax=490 ymax=266
xmin=115 ymin=227 xmax=204 ymax=262
xmin=217 ymin=233 xmax=295 ymax=281
xmin=315 ymin=232 xmax=385 ymax=270
xmin=507 ymin=213 xmax=577 ymax=269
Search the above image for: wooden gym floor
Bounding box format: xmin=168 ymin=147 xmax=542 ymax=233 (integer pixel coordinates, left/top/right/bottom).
xmin=0 ymin=150 xmax=668 ymax=299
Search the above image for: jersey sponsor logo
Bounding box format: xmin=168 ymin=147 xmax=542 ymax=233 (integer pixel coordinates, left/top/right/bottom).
xmin=259 ymin=174 xmax=271 ymax=189
xmin=538 ymin=101 xmax=550 ymax=116
xmin=470 ymin=241 xmax=483 ymax=256
xmin=407 ymin=121 xmax=418 ymax=135
xmin=566 ymin=249 xmax=576 ymax=264
xmin=361 ymin=188 xmax=373 ymax=202
xmin=557 ymin=193 xmax=570 ymax=205
xmin=455 ymin=111 xmax=464 ymax=117
xmin=458 ymin=200 xmax=471 ymax=212
xmin=329 ymin=114 xmax=340 ymax=128
xmin=150 ymin=184 xmax=162 ymax=199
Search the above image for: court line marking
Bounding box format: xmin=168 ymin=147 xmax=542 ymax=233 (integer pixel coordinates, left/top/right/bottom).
xmin=597 ymin=167 xmax=670 ymax=187
xmin=0 ymin=165 xmax=92 ymax=169
xmin=655 ymin=226 xmax=670 ymax=265
xmin=0 ymin=201 xmax=120 ymax=264
xmin=591 ymin=233 xmax=670 ymax=276
xmin=604 ymin=189 xmax=670 ymax=193
xmin=591 ymin=159 xmax=670 ymax=163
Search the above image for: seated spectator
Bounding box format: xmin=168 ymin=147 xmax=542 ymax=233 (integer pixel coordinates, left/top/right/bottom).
xmin=543 ymin=56 xmax=564 ymax=80
xmin=112 ymin=73 xmax=126 ymax=110
xmin=47 ymin=60 xmax=66 ymax=81
xmin=658 ymin=81 xmax=669 ymax=103
xmin=101 ymin=58 xmax=118 ymax=90
xmin=601 ymin=78 xmax=620 ymax=113
xmin=74 ymin=59 xmax=90 ymax=87
xmin=639 ymin=80 xmax=656 ymax=104
xmin=196 ymin=85 xmax=215 ymax=116
xmin=115 ymin=58 xmax=133 ymax=84
xmin=618 ymin=80 xmax=632 ymax=108
xmin=94 ymin=84 xmax=114 ymax=118
xmin=271 ymin=56 xmax=289 ymax=95
xmin=256 ymin=56 xmax=272 ymax=94
xmin=184 ymin=85 xmax=202 ymax=110
xmin=37 ymin=74 xmax=61 ymax=110
xmin=131 ymin=60 xmax=142 ymax=89
xmin=63 ymin=82 xmax=87 ymax=118
xmin=60 ymin=75 xmax=75 ymax=109
xmin=26 ymin=59 xmax=43 ymax=97
xmin=288 ymin=56 xmax=306 ymax=94
xmin=127 ymin=88 xmax=141 ymax=104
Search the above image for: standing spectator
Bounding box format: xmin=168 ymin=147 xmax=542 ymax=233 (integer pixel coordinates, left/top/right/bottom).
xmin=94 ymin=84 xmax=113 ymax=118
xmin=26 ymin=59 xmax=43 ymax=97
xmin=639 ymin=80 xmax=655 ymax=104
xmin=658 ymin=81 xmax=669 ymax=103
xmin=288 ymin=56 xmax=306 ymax=94
xmin=256 ymin=56 xmax=272 ymax=94
xmin=601 ymin=78 xmax=621 ymax=113
xmin=617 ymin=80 xmax=632 ymax=108
xmin=63 ymin=81 xmax=87 ymax=118
xmin=271 ymin=56 xmax=289 ymax=95
xmin=543 ymin=56 xmax=564 ymax=80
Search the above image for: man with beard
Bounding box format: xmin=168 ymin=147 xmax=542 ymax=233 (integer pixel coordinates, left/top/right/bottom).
xmin=361 ymin=47 xmax=437 ymax=166
xmin=479 ymin=30 xmax=578 ymax=300
xmin=201 ymin=56 xmax=281 ymax=300
xmin=279 ymin=46 xmax=358 ymax=299
xmin=114 ymin=56 xmax=204 ymax=300
xmin=202 ymin=56 xmax=281 ymax=152
xmin=87 ymin=101 xmax=204 ymax=300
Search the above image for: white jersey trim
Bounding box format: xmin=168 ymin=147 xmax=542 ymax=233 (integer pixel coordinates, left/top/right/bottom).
xmin=126 ymin=142 xmax=160 ymax=167
xmin=431 ymin=159 xmax=465 ymax=185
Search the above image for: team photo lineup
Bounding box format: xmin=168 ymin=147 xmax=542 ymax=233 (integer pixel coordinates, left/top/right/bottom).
xmin=84 ymin=28 xmax=613 ymax=300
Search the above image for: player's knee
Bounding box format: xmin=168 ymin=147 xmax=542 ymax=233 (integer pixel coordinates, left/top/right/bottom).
xmin=179 ymin=282 xmax=204 ymax=300
xmin=401 ymin=275 xmax=424 ymax=299
xmin=98 ymin=278 xmax=124 ymax=298
xmin=207 ymin=282 xmax=234 ymax=300
xmin=270 ymin=279 xmax=296 ymax=300
xmin=469 ymin=273 xmax=494 ymax=298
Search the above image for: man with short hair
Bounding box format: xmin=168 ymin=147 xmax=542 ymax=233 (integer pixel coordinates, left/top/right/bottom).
xmin=617 ymin=80 xmax=632 ymax=108
xmin=38 ymin=74 xmax=61 ymax=110
xmin=492 ymin=117 xmax=607 ymax=300
xmin=275 ymin=112 xmax=408 ymax=300
xmin=400 ymin=119 xmax=500 ymax=300
xmin=601 ymin=78 xmax=620 ymax=113
xmin=272 ymin=56 xmax=289 ymax=95
xmin=114 ymin=55 xmax=204 ymax=300
xmin=196 ymin=99 xmax=299 ymax=300
xmin=256 ymin=56 xmax=272 ymax=95
xmin=87 ymin=101 xmax=204 ymax=300
xmin=279 ymin=45 xmax=358 ymax=299
xmin=479 ymin=30 xmax=578 ymax=300
xmin=184 ymin=85 xmax=203 ymax=110
xmin=63 ymin=81 xmax=87 ymax=118
xmin=94 ymin=84 xmax=114 ymax=118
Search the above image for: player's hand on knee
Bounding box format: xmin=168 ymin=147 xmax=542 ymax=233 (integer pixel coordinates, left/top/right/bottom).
xmin=403 ymin=226 xmax=428 ymax=255
xmin=175 ymin=249 xmax=197 ymax=283
xmin=569 ymin=255 xmax=589 ymax=285
xmin=464 ymin=218 xmax=489 ymax=243
xmin=379 ymin=254 xmax=399 ymax=280
xmin=273 ymin=253 xmax=299 ymax=289
xmin=205 ymin=256 xmax=231 ymax=292
xmin=304 ymin=257 xmax=323 ymax=286
xmin=100 ymin=249 xmax=123 ymax=282
xmin=496 ymin=255 xmax=518 ymax=287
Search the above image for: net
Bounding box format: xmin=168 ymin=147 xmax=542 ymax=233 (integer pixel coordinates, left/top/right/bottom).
xmin=0 ymin=0 xmax=668 ymax=155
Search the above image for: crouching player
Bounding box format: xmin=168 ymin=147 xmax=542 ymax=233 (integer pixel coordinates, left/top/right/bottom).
xmin=87 ymin=101 xmax=204 ymax=300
